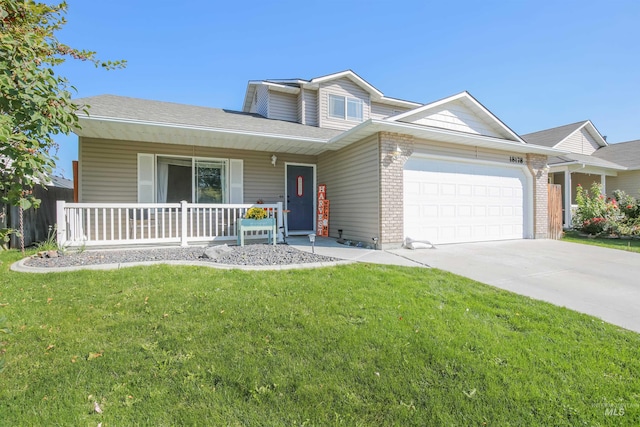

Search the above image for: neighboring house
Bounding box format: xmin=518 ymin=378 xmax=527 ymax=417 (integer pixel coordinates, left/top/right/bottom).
xmin=70 ymin=70 xmax=559 ymax=248
xmin=593 ymin=139 xmax=640 ymax=196
xmin=523 ymin=121 xmax=640 ymax=227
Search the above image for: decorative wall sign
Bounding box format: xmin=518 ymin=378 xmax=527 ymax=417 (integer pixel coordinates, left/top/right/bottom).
xmin=317 ymin=184 xmax=329 ymax=236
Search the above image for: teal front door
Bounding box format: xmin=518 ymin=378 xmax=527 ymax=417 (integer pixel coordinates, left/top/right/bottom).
xmin=286 ymin=165 xmax=314 ymax=233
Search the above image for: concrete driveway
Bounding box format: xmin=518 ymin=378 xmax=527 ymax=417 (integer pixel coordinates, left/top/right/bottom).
xmin=389 ymin=239 xmax=640 ymax=334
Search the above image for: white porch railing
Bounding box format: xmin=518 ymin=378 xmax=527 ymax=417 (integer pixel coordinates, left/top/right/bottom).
xmin=56 ymin=201 xmax=284 ymax=247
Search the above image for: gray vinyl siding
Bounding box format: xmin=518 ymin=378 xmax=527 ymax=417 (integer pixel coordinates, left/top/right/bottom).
xmin=297 ymin=90 xmax=303 ymax=124
xmin=558 ymin=128 xmax=600 ymax=155
xmin=402 ymin=100 xmax=505 ymax=138
xmin=607 ymin=171 xmax=640 ymax=197
xmin=370 ymin=102 xmax=409 ymax=120
xmin=571 ymin=173 xmax=601 ymax=203
xmin=317 ymin=134 xmax=380 ymax=243
xmin=268 ymin=90 xmax=298 ymax=122
xmin=412 ymin=138 xmax=520 ymax=165
xmin=255 ymin=85 xmax=269 ymax=118
xmin=303 ymin=89 xmax=318 ymax=126
xmin=318 ymin=77 xmax=370 ymax=131
xmin=79 ymin=138 xmax=316 ymax=204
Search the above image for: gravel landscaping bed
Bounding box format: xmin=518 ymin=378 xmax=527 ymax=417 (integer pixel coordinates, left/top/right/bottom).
xmin=24 ymin=244 xmax=340 ymax=268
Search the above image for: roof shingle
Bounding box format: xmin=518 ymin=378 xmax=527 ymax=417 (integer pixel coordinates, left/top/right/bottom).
xmin=593 ymin=140 xmax=640 ymax=169
xmin=521 ymin=121 xmax=588 ymax=147
xmin=75 ymin=95 xmax=342 ymax=141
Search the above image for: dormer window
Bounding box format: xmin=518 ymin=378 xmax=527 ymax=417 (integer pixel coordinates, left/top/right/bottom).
xmin=329 ymin=94 xmax=363 ymax=122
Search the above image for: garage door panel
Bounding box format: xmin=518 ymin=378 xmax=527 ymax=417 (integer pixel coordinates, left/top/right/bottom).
xmin=441 ymin=205 xmax=455 ymax=217
xmin=458 ymin=205 xmax=472 ymax=216
xmin=458 ymin=185 xmax=472 ymax=196
xmin=404 ymin=158 xmax=527 ymax=244
xmin=424 ymin=205 xmax=438 ymax=217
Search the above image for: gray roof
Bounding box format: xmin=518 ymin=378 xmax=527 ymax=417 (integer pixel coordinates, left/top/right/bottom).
xmin=521 ymin=121 xmax=588 ymax=147
xmin=593 ymin=140 xmax=640 ymax=169
xmin=49 ymin=175 xmax=74 ymax=189
xmin=75 ymin=95 xmax=342 ymax=141
xmin=548 ymin=152 xmax=626 ymax=170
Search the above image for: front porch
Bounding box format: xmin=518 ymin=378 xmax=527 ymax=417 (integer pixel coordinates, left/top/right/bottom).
xmin=56 ymin=201 xmax=285 ymax=248
xmin=549 ymin=168 xmax=618 ymax=228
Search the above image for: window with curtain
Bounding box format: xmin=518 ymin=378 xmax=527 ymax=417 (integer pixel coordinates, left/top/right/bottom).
xmin=156 ymin=156 xmax=228 ymax=203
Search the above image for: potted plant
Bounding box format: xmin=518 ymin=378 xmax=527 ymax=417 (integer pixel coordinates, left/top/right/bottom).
xmin=237 ymin=206 xmax=277 ymax=245
xmin=239 ymin=206 xmax=276 ymax=231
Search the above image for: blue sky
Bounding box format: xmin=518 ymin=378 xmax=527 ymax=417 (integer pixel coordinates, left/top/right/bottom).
xmin=52 ymin=0 xmax=640 ymax=177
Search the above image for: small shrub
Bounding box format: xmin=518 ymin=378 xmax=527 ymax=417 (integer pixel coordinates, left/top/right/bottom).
xmin=35 ymin=225 xmax=62 ymax=252
xmin=581 ymin=217 xmax=607 ymax=235
xmin=574 ymin=183 xmax=620 ymax=235
xmin=613 ymin=189 xmax=640 ymax=220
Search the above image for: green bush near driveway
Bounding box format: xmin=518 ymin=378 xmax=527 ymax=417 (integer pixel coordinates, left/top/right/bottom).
xmin=574 ymin=183 xmax=640 ymax=236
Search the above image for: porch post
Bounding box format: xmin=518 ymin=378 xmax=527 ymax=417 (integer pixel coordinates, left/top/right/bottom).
xmin=56 ymin=200 xmax=66 ymax=247
xmin=601 ymin=174 xmax=606 ymax=195
xmin=564 ymin=168 xmax=572 ymax=227
xmin=276 ymin=202 xmax=284 ymax=243
xmin=180 ymin=200 xmax=188 ymax=247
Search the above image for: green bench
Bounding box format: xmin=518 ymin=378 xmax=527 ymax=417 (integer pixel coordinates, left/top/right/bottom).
xmin=236 ymin=218 xmax=277 ymax=246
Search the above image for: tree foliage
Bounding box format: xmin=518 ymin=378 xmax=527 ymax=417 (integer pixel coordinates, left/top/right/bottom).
xmin=0 ymin=0 xmax=125 ymax=211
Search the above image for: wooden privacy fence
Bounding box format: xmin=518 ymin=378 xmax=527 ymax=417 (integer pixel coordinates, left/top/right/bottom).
xmin=2 ymin=185 xmax=74 ymax=249
xmin=548 ymin=184 xmax=563 ymax=239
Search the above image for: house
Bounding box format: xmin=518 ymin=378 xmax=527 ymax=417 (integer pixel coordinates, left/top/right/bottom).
xmin=66 ymin=70 xmax=560 ymax=248
xmin=523 ymin=121 xmax=640 ymax=227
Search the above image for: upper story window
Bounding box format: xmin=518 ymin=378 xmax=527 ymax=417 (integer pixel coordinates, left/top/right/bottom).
xmin=329 ymin=94 xmax=363 ymax=122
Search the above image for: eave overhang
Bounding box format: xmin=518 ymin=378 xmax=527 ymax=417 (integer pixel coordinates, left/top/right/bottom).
xmin=76 ymin=116 xmax=565 ymax=157
xmin=328 ymin=119 xmax=565 ymax=156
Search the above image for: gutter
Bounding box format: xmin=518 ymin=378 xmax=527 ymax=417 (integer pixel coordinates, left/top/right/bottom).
xmin=329 ymin=119 xmax=567 ymax=156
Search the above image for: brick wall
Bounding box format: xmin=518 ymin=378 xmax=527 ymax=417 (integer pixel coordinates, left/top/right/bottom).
xmin=527 ymin=153 xmax=549 ymax=239
xmin=378 ymin=132 xmax=414 ymax=248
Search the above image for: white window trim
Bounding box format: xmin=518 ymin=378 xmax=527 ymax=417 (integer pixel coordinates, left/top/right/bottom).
xmin=151 ymin=154 xmax=243 ymax=204
xmin=192 ymin=157 xmax=229 ymax=204
xmin=328 ymin=94 xmax=363 ymax=122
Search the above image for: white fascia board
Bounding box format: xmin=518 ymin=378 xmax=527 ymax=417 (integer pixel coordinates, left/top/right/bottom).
xmin=241 ymin=81 xmax=300 ymax=113
xmin=388 ymin=92 xmax=524 ymax=143
xmin=242 ymin=83 xmax=257 ymax=112
xmin=378 ymin=96 xmax=422 ymax=108
xmin=264 ymin=78 xmax=308 ymax=85
xmin=303 ymin=70 xmax=384 ymax=98
xmin=554 ymin=121 xmax=607 ymax=149
xmin=387 ymin=92 xmax=468 ymax=121
xmin=329 ymin=119 xmax=566 ymax=156
xmin=554 ymin=122 xmax=587 ymax=148
xmin=548 ymin=160 xmax=626 ymax=171
xmin=77 ymin=115 xmax=330 ymax=144
xmin=583 ymin=120 xmax=609 ymax=147
xmin=549 ymin=163 xmax=622 ymax=176
xmin=261 ymin=82 xmax=300 ymax=94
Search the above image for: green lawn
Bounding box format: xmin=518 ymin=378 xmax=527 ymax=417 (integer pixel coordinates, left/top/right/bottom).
xmin=1 ymin=250 xmax=639 ymax=426
xmin=562 ymin=230 xmax=640 ymax=253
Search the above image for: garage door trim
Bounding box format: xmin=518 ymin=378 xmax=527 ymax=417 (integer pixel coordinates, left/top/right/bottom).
xmin=403 ymin=153 xmax=534 ymax=244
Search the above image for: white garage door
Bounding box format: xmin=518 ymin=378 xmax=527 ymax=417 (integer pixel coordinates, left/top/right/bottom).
xmin=404 ymin=157 xmax=529 ymax=244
